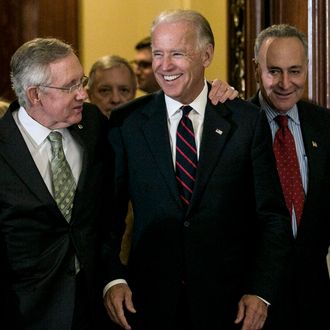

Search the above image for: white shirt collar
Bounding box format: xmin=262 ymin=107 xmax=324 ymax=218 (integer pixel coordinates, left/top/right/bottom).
xmin=165 ymin=80 xmax=208 ymax=118
xmin=18 ymin=106 xmax=68 ymax=145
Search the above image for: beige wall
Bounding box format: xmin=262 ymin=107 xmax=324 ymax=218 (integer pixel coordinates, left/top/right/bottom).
xmin=79 ymin=0 xmax=228 ymax=90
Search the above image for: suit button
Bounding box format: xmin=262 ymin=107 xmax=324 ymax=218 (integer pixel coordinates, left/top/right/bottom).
xmin=183 ymin=221 xmax=190 ymax=227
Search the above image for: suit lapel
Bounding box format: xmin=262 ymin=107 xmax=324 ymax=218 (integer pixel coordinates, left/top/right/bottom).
xmin=141 ymin=93 xmax=182 ymax=206
xmin=0 ymin=108 xmax=58 ymax=211
xmin=298 ymin=104 xmax=326 ymax=197
xmin=189 ymin=102 xmax=232 ymax=209
xmin=68 ymin=125 xmax=88 ymax=191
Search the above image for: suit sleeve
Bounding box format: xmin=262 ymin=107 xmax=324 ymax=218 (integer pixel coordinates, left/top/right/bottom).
xmin=101 ymin=121 xmax=130 ymax=285
xmin=247 ymin=112 xmax=293 ymax=303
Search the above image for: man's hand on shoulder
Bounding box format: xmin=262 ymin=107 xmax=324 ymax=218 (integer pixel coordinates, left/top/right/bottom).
xmin=209 ymin=79 xmax=239 ymax=105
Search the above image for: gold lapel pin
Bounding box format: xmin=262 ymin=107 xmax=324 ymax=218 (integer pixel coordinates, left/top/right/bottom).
xmin=312 ymin=141 xmax=318 ymax=148
xmin=78 ymin=124 xmax=83 ymax=129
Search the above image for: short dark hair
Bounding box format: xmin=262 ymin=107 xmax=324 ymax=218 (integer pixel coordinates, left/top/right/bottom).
xmin=135 ymin=36 xmax=151 ymax=51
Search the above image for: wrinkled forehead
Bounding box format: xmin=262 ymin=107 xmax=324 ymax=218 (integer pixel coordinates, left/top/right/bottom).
xmin=257 ymin=37 xmax=276 ymax=63
xmin=266 ymin=37 xmax=307 ymax=66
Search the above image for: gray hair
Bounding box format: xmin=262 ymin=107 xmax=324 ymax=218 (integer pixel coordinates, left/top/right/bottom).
xmin=151 ymin=9 xmax=215 ymax=51
xmin=254 ymin=24 xmax=308 ymax=62
xmin=10 ymin=38 xmax=74 ymax=108
xmin=88 ymin=54 xmax=137 ymax=90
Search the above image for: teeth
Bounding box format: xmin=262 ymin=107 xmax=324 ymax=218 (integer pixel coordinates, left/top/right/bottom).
xmin=164 ymin=74 xmax=180 ymax=81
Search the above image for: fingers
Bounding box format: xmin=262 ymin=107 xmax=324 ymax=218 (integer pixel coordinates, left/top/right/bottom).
xmin=227 ymin=86 xmax=239 ymax=100
xmin=235 ymin=295 xmax=268 ymax=330
xmin=104 ymin=284 xmax=136 ymax=330
xmin=234 ymin=299 xmax=245 ymax=325
xmin=209 ymin=80 xmax=238 ymax=104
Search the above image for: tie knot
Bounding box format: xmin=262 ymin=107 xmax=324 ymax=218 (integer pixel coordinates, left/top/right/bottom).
xmin=48 ymin=131 xmax=62 ymax=145
xmin=181 ymin=105 xmax=193 ymax=116
xmin=275 ymin=115 xmax=289 ymax=128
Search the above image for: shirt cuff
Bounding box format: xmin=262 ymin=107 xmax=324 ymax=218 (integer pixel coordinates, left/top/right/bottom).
xmin=256 ymin=295 xmax=271 ymax=306
xmin=103 ymin=279 xmax=127 ymax=297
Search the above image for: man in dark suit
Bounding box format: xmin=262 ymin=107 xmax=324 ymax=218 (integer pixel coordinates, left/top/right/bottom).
xmin=103 ymin=10 xmax=292 ymax=330
xmin=249 ymin=24 xmax=330 ymax=330
xmin=0 ymin=38 xmax=112 ymax=330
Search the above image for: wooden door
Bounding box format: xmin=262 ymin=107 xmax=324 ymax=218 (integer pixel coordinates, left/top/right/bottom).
xmin=228 ymin=0 xmax=330 ymax=108
xmin=0 ymin=0 xmax=79 ymax=102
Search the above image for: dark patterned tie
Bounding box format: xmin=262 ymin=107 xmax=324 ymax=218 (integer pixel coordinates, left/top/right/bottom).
xmin=176 ymin=105 xmax=198 ymax=207
xmin=48 ymin=131 xmax=76 ymax=222
xmin=273 ymin=115 xmax=305 ymax=226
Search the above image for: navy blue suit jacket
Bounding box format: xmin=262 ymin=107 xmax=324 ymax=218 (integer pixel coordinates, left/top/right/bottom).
xmin=106 ymin=89 xmax=292 ymax=329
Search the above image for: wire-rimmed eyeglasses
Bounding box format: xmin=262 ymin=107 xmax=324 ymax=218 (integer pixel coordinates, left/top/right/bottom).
xmin=38 ymin=75 xmax=89 ymax=94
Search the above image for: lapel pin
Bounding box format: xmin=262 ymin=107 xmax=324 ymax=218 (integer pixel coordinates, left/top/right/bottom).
xmin=78 ymin=124 xmax=83 ymax=129
xmin=312 ymin=141 xmax=318 ymax=148
xmin=215 ymin=128 xmax=223 ymax=135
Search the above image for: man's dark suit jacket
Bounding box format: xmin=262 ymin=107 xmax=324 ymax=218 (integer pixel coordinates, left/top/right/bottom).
xmin=0 ymin=101 xmax=112 ymax=330
xmin=106 ymin=89 xmax=292 ymax=330
xmin=250 ymin=93 xmax=330 ymax=330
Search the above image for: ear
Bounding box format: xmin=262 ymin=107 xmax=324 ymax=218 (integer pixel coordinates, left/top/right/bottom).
xmin=252 ymin=58 xmax=260 ymax=84
xmin=202 ymin=43 xmax=214 ymax=68
xmin=27 ymin=86 xmax=40 ymax=105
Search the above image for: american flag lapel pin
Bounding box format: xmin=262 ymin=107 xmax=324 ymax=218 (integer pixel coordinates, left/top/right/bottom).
xmin=215 ymin=128 xmax=223 ymax=135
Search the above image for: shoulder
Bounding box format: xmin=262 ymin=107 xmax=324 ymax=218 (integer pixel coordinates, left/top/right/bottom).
xmin=298 ymin=100 xmax=330 ymax=124
xmin=220 ymin=97 xmax=261 ymax=121
xmin=298 ymin=99 xmax=330 ymax=114
xmin=110 ymin=92 xmax=162 ymax=127
xmin=78 ymin=102 xmax=109 ymax=135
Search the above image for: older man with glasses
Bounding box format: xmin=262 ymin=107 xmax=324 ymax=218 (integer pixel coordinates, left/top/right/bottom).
xmin=0 ymin=37 xmax=113 ymax=330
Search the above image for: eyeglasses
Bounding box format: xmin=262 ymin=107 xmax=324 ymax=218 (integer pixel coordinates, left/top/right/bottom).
xmin=130 ymin=60 xmax=152 ymax=69
xmin=38 ymin=75 xmax=89 ymax=94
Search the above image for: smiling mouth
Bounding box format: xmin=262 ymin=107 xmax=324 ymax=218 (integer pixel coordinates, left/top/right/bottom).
xmin=163 ymin=74 xmax=182 ymax=81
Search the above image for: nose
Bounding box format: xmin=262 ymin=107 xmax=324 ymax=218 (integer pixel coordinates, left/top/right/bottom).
xmin=160 ymin=54 xmax=173 ymax=71
xmin=76 ymin=86 xmax=88 ymax=100
xmin=110 ymin=90 xmax=122 ymax=105
xmin=279 ymin=72 xmax=290 ymax=89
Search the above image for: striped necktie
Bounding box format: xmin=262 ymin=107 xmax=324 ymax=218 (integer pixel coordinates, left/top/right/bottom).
xmin=175 ymin=105 xmax=198 ymax=207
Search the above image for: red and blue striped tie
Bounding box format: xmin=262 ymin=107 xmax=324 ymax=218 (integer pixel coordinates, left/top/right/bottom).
xmin=176 ymin=105 xmax=198 ymax=207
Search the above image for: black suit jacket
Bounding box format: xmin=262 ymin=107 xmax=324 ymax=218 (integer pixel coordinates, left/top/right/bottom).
xmin=106 ymin=89 xmax=292 ymax=330
xmin=0 ymin=101 xmax=111 ymax=330
xmin=250 ymin=93 xmax=330 ymax=330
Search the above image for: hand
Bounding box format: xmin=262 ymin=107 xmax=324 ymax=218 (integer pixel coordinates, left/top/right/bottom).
xmin=234 ymin=294 xmax=268 ymax=330
xmin=209 ymin=79 xmax=239 ymax=105
xmin=104 ymin=283 xmax=136 ymax=330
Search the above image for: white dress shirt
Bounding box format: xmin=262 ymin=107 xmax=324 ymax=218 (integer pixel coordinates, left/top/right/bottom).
xmin=12 ymin=106 xmax=83 ymax=195
xmin=165 ymin=80 xmax=208 ymax=166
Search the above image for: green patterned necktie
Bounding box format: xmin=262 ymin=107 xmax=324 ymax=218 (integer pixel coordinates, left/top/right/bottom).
xmin=48 ymin=131 xmax=76 ymax=222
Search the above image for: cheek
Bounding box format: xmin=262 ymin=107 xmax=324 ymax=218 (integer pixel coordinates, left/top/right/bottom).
xmin=260 ymin=75 xmax=275 ymax=90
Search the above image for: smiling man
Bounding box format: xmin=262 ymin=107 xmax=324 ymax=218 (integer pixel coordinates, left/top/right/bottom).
xmin=104 ymin=10 xmax=292 ymax=330
xmin=249 ymin=24 xmax=330 ymax=330
xmin=0 ymin=38 xmax=112 ymax=330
